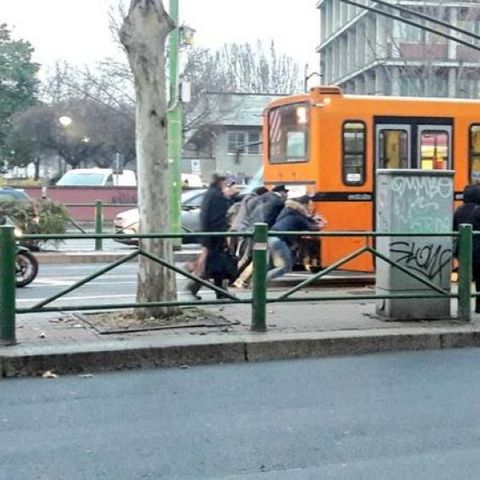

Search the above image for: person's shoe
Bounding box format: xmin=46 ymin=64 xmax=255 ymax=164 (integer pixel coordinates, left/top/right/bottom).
xmin=232 ymin=279 xmax=248 ymax=290
xmin=186 ymin=281 xmax=202 ymax=300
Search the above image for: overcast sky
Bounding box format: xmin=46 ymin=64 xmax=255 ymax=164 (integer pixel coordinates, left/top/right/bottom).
xmin=2 ymin=0 xmax=320 ymax=75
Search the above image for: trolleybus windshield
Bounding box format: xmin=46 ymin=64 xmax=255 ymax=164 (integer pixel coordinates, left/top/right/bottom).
xmin=268 ymin=103 xmax=309 ymax=164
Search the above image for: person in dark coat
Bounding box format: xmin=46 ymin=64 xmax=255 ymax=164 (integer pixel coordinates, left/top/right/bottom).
xmin=267 ymin=196 xmax=326 ymax=282
xmin=186 ymin=173 xmax=235 ymax=299
xmin=453 ymin=183 xmax=480 ymax=312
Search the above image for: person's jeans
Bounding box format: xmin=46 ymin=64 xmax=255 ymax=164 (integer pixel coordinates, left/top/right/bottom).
xmin=267 ymin=237 xmax=293 ymax=282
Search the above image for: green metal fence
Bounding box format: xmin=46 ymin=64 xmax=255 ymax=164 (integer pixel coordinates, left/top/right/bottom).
xmin=0 ymin=223 xmax=475 ymax=346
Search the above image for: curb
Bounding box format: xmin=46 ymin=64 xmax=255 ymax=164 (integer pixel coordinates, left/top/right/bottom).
xmin=2 ymin=326 xmax=480 ymax=377
xmin=36 ymin=251 xmax=199 ymax=264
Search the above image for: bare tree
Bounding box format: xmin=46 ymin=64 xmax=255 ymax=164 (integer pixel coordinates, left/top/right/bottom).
xmin=120 ymin=0 xmax=177 ymax=318
xmin=209 ymin=40 xmax=301 ymax=94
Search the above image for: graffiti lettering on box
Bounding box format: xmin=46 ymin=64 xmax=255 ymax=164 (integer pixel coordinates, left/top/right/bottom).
xmin=390 ymin=241 xmax=452 ymax=281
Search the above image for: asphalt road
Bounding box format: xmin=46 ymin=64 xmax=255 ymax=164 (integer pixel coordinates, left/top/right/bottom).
xmin=16 ymin=262 xmax=359 ymax=310
xmin=2 ymin=349 xmax=480 ymax=479
xmin=16 ymin=262 xmax=247 ymax=309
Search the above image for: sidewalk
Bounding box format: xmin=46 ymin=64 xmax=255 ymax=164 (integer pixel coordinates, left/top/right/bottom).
xmin=2 ymin=291 xmax=480 ymax=378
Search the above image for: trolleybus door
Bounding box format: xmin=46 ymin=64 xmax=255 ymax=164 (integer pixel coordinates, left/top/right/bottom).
xmin=375 ymin=124 xmax=412 ymax=169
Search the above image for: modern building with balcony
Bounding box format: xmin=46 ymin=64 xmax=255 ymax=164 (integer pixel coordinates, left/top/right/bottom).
xmin=316 ymin=0 xmax=480 ymax=97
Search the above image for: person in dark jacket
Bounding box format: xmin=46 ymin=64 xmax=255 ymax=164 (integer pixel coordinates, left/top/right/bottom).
xmin=252 ymin=184 xmax=288 ymax=227
xmin=453 ymin=183 xmax=480 ymax=312
xmin=186 ymin=173 xmax=236 ymax=299
xmin=267 ymin=196 xmax=326 ymax=282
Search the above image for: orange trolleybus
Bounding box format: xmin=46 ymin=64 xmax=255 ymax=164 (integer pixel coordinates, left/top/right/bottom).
xmin=262 ymin=86 xmax=480 ymax=272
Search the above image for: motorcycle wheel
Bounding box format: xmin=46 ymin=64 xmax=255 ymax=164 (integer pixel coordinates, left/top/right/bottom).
xmin=16 ymin=250 xmax=39 ymax=288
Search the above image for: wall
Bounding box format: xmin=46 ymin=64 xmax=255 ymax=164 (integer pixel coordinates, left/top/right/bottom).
xmin=23 ymin=186 xmax=138 ymax=222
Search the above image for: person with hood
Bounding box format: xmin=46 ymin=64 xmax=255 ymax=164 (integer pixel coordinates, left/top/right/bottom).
xmin=453 ymin=183 xmax=480 ymax=312
xmin=267 ymin=196 xmax=326 ymax=282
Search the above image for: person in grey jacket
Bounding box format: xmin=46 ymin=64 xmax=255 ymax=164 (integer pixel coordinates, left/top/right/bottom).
xmin=229 ymin=186 xmax=269 ymax=274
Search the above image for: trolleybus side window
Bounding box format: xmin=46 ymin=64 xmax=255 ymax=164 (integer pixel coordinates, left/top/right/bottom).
xmin=419 ymin=130 xmax=449 ymax=170
xmin=342 ymin=121 xmax=366 ymax=185
xmin=470 ymin=125 xmax=480 ymax=183
xmin=269 ymin=104 xmax=309 ymax=164
xmin=378 ymin=130 xmax=409 ymax=169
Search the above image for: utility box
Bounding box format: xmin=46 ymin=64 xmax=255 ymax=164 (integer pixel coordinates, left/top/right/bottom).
xmin=376 ymin=169 xmax=454 ymax=320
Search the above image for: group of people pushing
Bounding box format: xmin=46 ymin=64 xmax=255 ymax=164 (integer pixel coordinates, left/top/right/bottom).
xmin=186 ymin=173 xmax=326 ymax=299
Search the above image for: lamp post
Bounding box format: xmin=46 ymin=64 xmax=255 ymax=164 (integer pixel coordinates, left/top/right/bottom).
xmin=168 ymin=0 xmax=182 ymax=237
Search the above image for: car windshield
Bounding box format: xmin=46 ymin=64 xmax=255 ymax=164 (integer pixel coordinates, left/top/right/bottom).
xmin=0 ymin=189 xmax=30 ymax=201
xmin=57 ymin=172 xmax=106 ymax=186
xmin=181 ymin=190 xmax=205 ymax=208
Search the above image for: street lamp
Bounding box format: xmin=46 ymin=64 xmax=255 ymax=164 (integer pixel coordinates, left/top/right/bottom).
xmin=179 ymin=24 xmax=195 ymax=47
xmin=58 ymin=115 xmax=73 ymax=127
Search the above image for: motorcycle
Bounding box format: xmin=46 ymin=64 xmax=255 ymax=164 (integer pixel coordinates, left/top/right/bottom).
xmin=15 ymin=245 xmax=39 ymax=287
xmin=0 ymin=215 xmax=39 ymax=287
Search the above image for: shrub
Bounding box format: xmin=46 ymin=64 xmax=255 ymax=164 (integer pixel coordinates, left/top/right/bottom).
xmin=0 ymin=198 xmax=68 ymax=249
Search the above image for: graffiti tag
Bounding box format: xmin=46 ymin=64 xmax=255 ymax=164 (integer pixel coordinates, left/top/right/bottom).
xmin=390 ymin=240 xmax=452 ymax=281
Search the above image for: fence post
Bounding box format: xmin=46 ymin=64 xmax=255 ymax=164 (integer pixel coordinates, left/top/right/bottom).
xmin=95 ymin=200 xmax=103 ymax=251
xmin=0 ymin=226 xmax=16 ymax=345
xmin=251 ymin=223 xmax=268 ymax=331
xmin=458 ymin=223 xmax=473 ymax=322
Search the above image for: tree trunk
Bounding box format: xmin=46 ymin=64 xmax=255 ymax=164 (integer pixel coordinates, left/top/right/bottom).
xmin=34 ymin=157 xmax=40 ymax=181
xmin=120 ymin=0 xmax=178 ymax=318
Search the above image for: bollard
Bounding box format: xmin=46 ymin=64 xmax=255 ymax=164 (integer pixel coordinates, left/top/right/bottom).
xmin=95 ymin=200 xmax=103 ymax=251
xmin=251 ymin=223 xmax=268 ymax=331
xmin=0 ymin=226 xmax=16 ymax=345
xmin=458 ymin=223 xmax=473 ymax=322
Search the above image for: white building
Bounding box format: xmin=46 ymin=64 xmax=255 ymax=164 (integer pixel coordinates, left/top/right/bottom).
xmin=317 ymin=0 xmax=480 ymax=97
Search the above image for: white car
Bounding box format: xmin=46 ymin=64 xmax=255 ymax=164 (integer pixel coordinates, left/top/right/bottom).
xmin=114 ymin=189 xmax=206 ymax=244
xmin=57 ymin=168 xmax=137 ymax=187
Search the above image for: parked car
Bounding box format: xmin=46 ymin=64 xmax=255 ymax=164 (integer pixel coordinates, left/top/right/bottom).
xmin=56 ymin=168 xmax=137 ymax=187
xmin=0 ymin=187 xmax=32 ymax=202
xmin=114 ymin=169 xmax=264 ymax=244
xmin=114 ymin=189 xmax=207 ymax=244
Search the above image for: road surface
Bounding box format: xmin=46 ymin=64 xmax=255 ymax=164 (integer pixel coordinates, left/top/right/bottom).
xmin=2 ymin=349 xmax=480 ymax=479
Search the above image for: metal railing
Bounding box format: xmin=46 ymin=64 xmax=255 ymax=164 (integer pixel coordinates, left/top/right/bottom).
xmin=0 ymin=223 xmax=474 ymax=346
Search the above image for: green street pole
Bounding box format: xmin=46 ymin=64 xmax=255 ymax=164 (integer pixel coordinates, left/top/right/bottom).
xmin=458 ymin=223 xmax=472 ymax=322
xmin=168 ymin=0 xmax=182 ymax=241
xmin=95 ymin=200 xmax=103 ymax=251
xmin=0 ymin=226 xmax=16 ymax=345
xmin=251 ymin=223 xmax=268 ymax=331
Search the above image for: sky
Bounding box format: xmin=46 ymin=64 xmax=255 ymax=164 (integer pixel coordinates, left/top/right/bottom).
xmin=1 ymin=0 xmax=320 ymax=76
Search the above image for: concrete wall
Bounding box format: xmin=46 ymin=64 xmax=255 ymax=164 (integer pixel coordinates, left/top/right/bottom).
xmin=23 ymin=186 xmax=138 ymax=222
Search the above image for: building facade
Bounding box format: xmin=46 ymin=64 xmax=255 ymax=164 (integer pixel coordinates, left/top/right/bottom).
xmin=317 ymin=0 xmax=480 ymax=97
xmin=183 ymin=93 xmax=283 ymax=183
